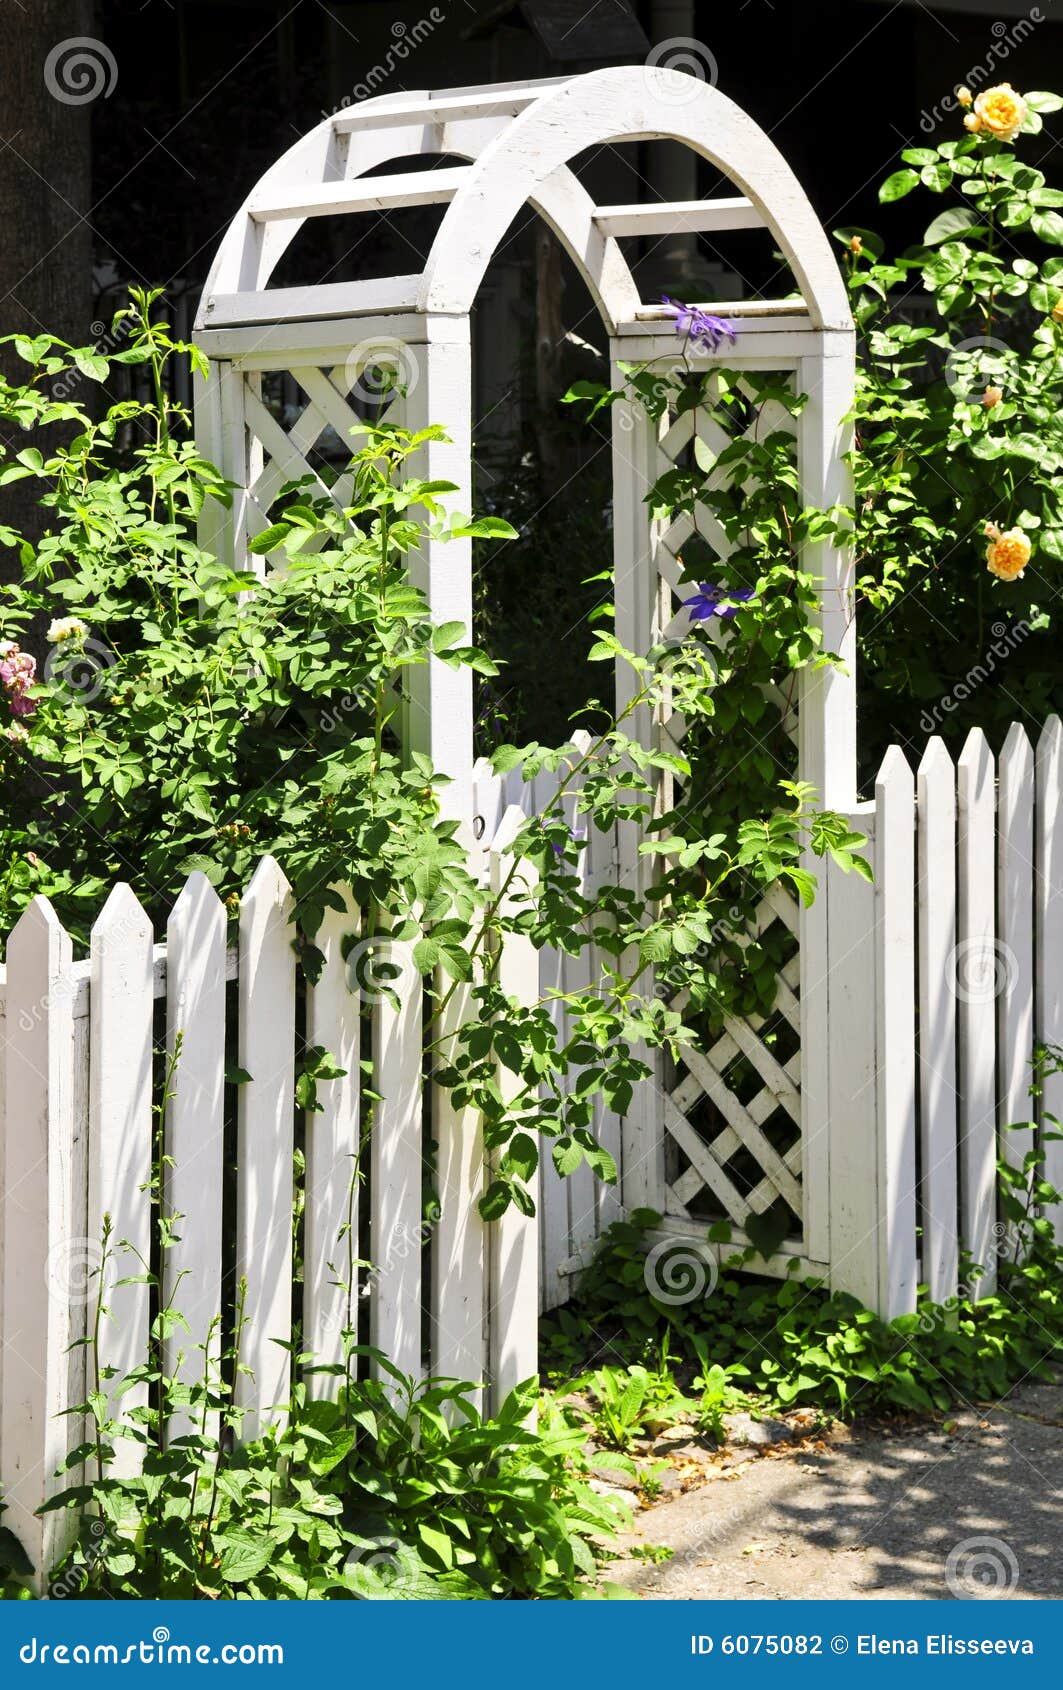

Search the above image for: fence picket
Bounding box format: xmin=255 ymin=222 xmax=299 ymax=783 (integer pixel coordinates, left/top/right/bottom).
xmin=875 ymin=747 xmax=918 ymax=1317
xmin=488 ymin=807 xmax=540 ymax=1410
xmin=998 ymin=723 xmax=1035 ymax=1173
xmin=370 ymin=934 xmax=423 ymax=1383
xmin=430 ymin=828 xmax=487 ymax=1398
xmin=164 ymin=872 xmax=227 ymax=1435
xmin=236 ymin=857 xmax=296 ymax=1436
xmin=1036 ymin=715 xmax=1063 ymax=1239
xmin=304 ymin=887 xmax=361 ymax=1379
xmin=89 ymin=885 xmax=153 ymax=1474
xmin=956 ymin=728 xmax=999 ymax=1293
xmin=1 ymin=899 xmax=80 ymax=1582
xmin=916 ymin=739 xmax=958 ymax=1304
xmin=560 ymin=740 xmax=598 ymax=1270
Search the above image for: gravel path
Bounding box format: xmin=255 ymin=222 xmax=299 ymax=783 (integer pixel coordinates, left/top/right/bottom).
xmin=605 ymin=1374 xmax=1063 ymax=1600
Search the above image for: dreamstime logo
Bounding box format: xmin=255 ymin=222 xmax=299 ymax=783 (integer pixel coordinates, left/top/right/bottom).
xmin=46 ymin=1236 xmax=105 ymax=1306
xmin=919 ymin=10 xmax=1042 ymax=134
xmin=345 ymin=935 xmax=421 ymax=1006
xmin=324 ymin=10 xmax=445 ymax=115
xmin=644 ymin=38 xmax=719 ymax=105
xmin=643 ymin=1238 xmax=719 ymax=1305
xmin=919 ymin=619 xmax=1031 ymax=736
xmin=945 ymin=1535 xmax=1019 ymax=1598
xmin=44 ymin=637 xmax=115 ymax=705
xmin=944 ymin=336 xmax=1013 ymax=407
xmin=344 ymin=337 xmax=420 ymax=410
xmin=44 ymin=37 xmax=117 ymax=106
xmin=344 ymin=1536 xmax=418 ymax=1595
xmin=948 ymin=937 xmax=1017 ymax=1005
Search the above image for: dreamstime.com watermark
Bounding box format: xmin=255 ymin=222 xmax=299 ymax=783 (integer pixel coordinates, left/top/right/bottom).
xmin=43 ymin=37 xmax=117 ymax=106
xmin=919 ymin=10 xmax=1043 ymax=133
xmin=18 ymin=1628 xmax=283 ymax=1666
xmin=322 ymin=11 xmax=445 ymax=117
xmin=918 ymin=619 xmax=1031 ymax=736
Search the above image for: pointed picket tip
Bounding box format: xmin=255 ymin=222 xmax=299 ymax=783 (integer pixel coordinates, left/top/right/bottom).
xmin=917 ymin=735 xmax=954 ymax=780
xmin=242 ymin=854 xmax=293 ymax=908
xmin=876 ymin=742 xmax=914 ymax=794
xmin=6 ymin=893 xmax=72 ymax=966
xmin=490 ymin=802 xmax=529 ymax=860
xmin=1000 ymin=718 xmax=1034 ymax=770
xmin=91 ymin=881 xmax=153 ymax=946
xmin=959 ymin=724 xmax=993 ymax=771
xmin=167 ymin=870 xmax=226 ymax=952
xmin=1037 ymin=713 xmax=1063 ymax=757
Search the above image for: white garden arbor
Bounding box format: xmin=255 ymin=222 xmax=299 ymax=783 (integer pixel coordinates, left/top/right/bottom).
xmin=194 ymin=69 xmax=867 ymax=1307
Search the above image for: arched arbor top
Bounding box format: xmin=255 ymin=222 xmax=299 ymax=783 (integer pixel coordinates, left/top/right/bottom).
xmin=196 ymin=66 xmax=851 ymax=341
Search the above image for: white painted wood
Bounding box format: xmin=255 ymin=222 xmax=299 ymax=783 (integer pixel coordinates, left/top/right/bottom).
xmin=956 ymin=728 xmax=1000 ymax=1293
xmin=203 ymin=276 xmax=422 ymax=329
xmin=798 ymin=338 xmax=856 ymax=1269
xmin=236 ymin=857 xmax=296 ymax=1437
xmin=164 ymin=874 xmax=227 ymax=1436
xmin=250 ymin=167 xmax=471 ymax=222
xmin=611 ymin=388 xmax=667 ymax=1217
xmin=1036 ymin=715 xmax=1063 ymax=1239
xmin=1 ymin=899 xmax=79 ymax=1582
xmin=595 ymin=197 xmax=764 ymax=236
xmin=916 ymin=739 xmax=959 ymax=1304
xmin=998 ymin=722 xmax=1036 ymax=1172
xmin=488 ymin=809 xmax=539 ymax=1410
xmin=402 ymin=328 xmax=475 ymax=824
xmin=304 ymin=888 xmax=361 ymax=1378
xmin=370 ymin=935 xmax=423 ymax=1383
xmin=529 ymin=764 xmax=569 ymax=1315
xmin=431 ymin=926 xmax=487 ymax=1395
xmin=875 ymin=748 xmax=918 ymax=1317
xmin=333 ymin=90 xmax=546 ymax=131
xmin=89 ymin=885 xmax=153 ymax=1475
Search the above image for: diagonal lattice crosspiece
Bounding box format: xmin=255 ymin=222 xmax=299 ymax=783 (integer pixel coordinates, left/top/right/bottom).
xmin=650 ymin=374 xmax=804 ymax=1248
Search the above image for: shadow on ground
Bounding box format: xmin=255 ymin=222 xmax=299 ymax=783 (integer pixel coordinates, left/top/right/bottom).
xmin=609 ymin=1373 xmax=1063 ymax=1599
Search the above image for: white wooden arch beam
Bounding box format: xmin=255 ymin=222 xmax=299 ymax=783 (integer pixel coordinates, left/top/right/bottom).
xmin=196 ymin=95 xmax=641 ymax=334
xmin=419 ymin=67 xmax=849 ymax=331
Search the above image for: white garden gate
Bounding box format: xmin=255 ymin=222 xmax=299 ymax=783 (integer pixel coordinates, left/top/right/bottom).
xmin=192 ymin=65 xmax=857 ymax=1308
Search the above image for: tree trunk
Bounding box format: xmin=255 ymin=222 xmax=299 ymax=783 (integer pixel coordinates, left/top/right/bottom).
xmin=0 ymin=0 xmax=95 ymax=575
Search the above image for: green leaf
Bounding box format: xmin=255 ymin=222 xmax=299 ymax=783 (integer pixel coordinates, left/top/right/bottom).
xmin=879 ymin=169 xmax=919 ymax=203
xmin=1026 ymin=92 xmax=1063 ymax=113
xmin=1032 ymin=210 xmax=1063 ymax=247
xmin=923 ymin=207 xmax=981 ymax=245
xmin=218 ymin=1530 xmax=275 ymax=1584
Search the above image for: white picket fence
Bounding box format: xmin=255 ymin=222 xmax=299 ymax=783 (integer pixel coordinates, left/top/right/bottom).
xmin=828 ymin=714 xmax=1063 ymax=1316
xmin=0 ymin=820 xmax=540 ymax=1580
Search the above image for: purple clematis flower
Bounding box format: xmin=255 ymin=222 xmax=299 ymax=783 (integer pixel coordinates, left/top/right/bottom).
xmin=661 ymin=297 xmax=736 ymax=354
xmin=686 ymin=583 xmax=756 ymax=623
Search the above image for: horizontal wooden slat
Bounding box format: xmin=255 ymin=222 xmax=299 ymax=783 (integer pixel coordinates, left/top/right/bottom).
xmin=595 ymin=197 xmax=765 ymax=237
xmin=202 ymin=276 xmax=424 ymax=329
xmin=332 ymin=90 xmax=540 ymax=132
xmin=249 ymin=167 xmax=471 ymax=223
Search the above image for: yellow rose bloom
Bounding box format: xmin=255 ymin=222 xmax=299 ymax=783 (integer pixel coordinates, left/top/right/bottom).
xmin=1053 ymin=300 xmax=1063 ymax=324
xmin=971 ymin=83 xmax=1027 ymax=142
xmin=982 ymin=385 xmax=1003 ymax=409
xmin=964 ymin=113 xmax=982 ymax=133
xmin=985 ymin=524 xmax=1031 ymax=581
xmin=849 ymin=234 xmax=863 ymax=255
xmin=956 ymin=86 xmax=973 ymax=107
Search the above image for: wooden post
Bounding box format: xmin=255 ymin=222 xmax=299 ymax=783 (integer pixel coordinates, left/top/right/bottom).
xmin=798 ymin=336 xmax=857 ymax=1272
xmin=403 ymin=321 xmax=475 ymax=824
